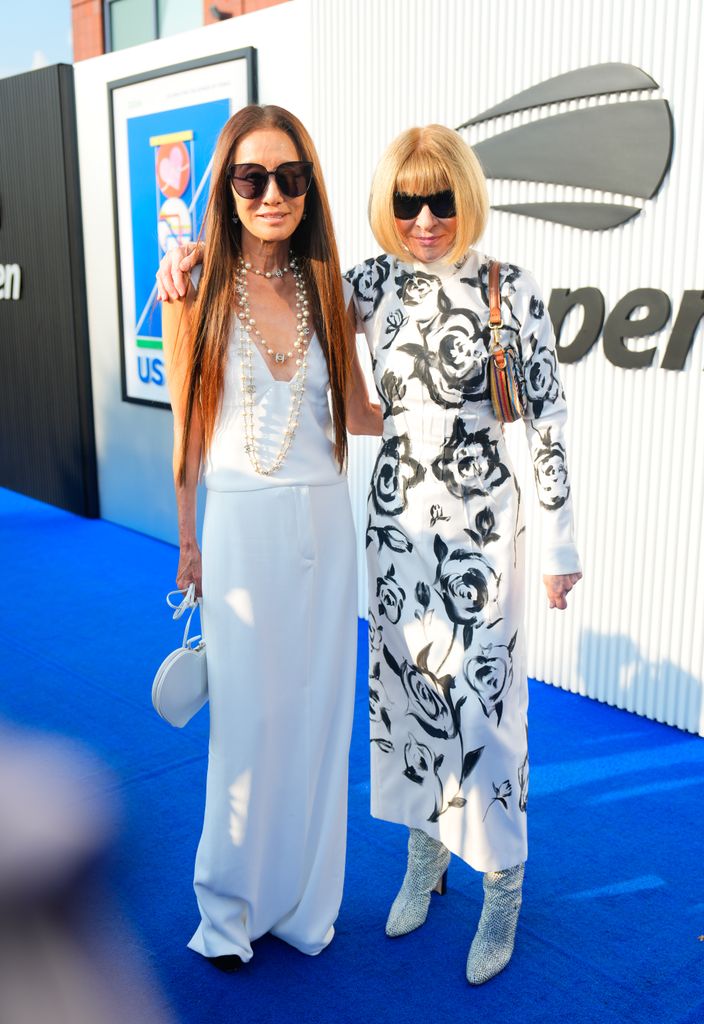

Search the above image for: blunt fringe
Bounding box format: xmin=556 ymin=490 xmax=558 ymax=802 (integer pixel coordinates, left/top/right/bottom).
xmin=368 ymin=125 xmax=489 ymax=264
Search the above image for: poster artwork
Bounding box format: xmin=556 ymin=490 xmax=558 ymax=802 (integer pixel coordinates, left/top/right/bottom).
xmin=110 ymin=50 xmax=256 ymax=405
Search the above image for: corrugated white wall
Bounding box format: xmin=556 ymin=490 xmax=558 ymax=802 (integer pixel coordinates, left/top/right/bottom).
xmin=75 ymin=0 xmax=703 ymax=735
xmin=311 ymin=0 xmax=704 ymax=734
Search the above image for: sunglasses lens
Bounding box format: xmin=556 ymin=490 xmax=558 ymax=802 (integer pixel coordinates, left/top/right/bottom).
xmin=393 ymin=191 xmax=456 ymax=219
xmin=393 ymin=193 xmax=421 ymax=219
xmin=229 ymin=162 xmax=313 ymax=199
xmin=275 ymin=162 xmax=313 ymax=198
xmin=229 ymin=164 xmax=268 ymax=198
xmin=428 ymin=191 xmax=456 ymax=218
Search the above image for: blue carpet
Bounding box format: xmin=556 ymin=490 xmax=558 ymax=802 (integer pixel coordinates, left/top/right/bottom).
xmin=1 ymin=486 xmax=703 ymax=1024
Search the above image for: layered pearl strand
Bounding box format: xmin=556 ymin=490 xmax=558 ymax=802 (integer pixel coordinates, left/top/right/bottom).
xmin=242 ymin=259 xmax=290 ymax=279
xmin=236 ymin=253 xmax=311 ymax=476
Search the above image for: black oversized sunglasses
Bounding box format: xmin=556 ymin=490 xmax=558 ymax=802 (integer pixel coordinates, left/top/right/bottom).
xmin=393 ymin=190 xmax=457 ymax=220
xmin=227 ymin=161 xmax=314 ymax=199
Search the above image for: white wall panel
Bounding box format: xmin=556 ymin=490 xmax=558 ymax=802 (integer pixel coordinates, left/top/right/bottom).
xmin=310 ymin=0 xmax=704 ymax=734
xmin=75 ymin=0 xmax=704 ymax=734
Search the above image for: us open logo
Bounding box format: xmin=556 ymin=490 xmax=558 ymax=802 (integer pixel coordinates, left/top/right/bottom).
xmin=0 ymin=199 xmax=22 ymax=301
xmin=457 ymin=62 xmax=674 ymax=231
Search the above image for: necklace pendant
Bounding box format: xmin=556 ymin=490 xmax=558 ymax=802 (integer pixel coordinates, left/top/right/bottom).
xmin=274 ymin=352 xmax=286 ymax=364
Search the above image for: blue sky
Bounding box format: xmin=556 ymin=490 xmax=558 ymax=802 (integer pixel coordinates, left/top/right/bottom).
xmin=0 ymin=0 xmax=73 ymax=80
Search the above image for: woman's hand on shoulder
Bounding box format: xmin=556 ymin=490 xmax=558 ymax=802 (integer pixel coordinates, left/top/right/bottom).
xmin=176 ymin=541 xmax=202 ymax=598
xmin=157 ymin=242 xmax=205 ymax=302
xmin=543 ymin=572 xmax=582 ymax=610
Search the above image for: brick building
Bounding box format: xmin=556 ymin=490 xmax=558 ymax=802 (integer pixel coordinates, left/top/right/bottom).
xmin=72 ymin=0 xmax=289 ymax=61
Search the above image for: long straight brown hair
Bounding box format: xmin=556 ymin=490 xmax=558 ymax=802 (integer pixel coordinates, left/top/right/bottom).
xmin=178 ymin=104 xmax=350 ymax=482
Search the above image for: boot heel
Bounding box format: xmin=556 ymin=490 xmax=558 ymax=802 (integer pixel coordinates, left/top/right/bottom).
xmin=433 ymin=868 xmax=448 ymax=895
xmin=385 ymin=829 xmax=451 ymax=937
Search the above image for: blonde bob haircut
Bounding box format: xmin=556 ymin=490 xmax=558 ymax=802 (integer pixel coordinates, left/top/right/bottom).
xmin=369 ymin=124 xmax=489 ymax=265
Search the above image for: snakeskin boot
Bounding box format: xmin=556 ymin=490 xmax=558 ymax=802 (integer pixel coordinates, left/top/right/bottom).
xmin=466 ymin=863 xmax=524 ymax=984
xmin=385 ymin=828 xmax=451 ymax=938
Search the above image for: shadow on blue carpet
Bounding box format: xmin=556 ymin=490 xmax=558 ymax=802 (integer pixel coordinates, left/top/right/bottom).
xmin=1 ymin=487 xmax=702 ymax=1024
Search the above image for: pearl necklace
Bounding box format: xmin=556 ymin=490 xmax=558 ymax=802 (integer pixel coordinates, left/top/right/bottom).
xmin=236 ymin=254 xmax=311 ymax=476
xmin=237 ymin=255 xmax=308 ymax=364
xmin=241 ymin=259 xmax=290 ymax=279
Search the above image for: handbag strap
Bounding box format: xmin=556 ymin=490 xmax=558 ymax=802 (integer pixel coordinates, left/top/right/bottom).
xmin=166 ymin=584 xmax=201 ymax=648
xmin=488 ymin=260 xmax=502 ymax=328
xmin=487 ymin=260 xmax=504 ymax=359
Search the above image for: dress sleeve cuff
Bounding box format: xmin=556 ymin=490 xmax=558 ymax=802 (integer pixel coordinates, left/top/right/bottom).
xmin=541 ymin=543 xmax=582 ymax=576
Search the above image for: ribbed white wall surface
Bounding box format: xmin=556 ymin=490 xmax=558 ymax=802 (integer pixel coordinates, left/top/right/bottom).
xmin=310 ymin=0 xmax=704 ymax=734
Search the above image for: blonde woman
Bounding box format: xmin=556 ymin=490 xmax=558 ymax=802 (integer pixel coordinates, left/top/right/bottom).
xmin=158 ymin=124 xmax=581 ymax=985
xmin=161 ymin=104 xmax=380 ymax=973
xmin=345 ymin=125 xmax=581 ymax=984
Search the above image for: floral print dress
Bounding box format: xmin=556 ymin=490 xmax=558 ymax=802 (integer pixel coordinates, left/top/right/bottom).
xmin=345 ymin=250 xmax=581 ymax=872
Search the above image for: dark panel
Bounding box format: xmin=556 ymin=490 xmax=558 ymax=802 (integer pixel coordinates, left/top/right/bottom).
xmin=0 ymin=65 xmax=98 ymax=516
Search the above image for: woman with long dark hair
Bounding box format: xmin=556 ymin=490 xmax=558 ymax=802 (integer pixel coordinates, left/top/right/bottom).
xmin=162 ymin=104 xmax=380 ymax=973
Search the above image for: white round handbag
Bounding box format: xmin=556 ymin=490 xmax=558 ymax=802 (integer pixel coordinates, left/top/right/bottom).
xmin=151 ymin=584 xmax=208 ymax=728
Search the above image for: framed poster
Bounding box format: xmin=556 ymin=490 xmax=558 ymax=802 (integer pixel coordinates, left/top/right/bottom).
xmin=109 ymin=48 xmax=257 ymax=406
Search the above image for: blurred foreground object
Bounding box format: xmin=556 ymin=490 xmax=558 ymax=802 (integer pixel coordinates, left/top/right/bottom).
xmin=0 ymin=725 xmax=176 ymax=1024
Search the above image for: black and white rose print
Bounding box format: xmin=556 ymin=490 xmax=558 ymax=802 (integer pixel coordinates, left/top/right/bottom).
xmin=394 ymin=269 xmax=442 ymax=306
xmin=366 ymin=515 xmax=414 ymax=555
xmin=383 ymin=643 xmax=459 ymax=741
xmin=467 ymin=505 xmax=500 ymax=547
xmin=370 ymin=434 xmax=425 ymax=516
xmin=483 ymin=780 xmax=513 ymax=821
xmin=361 ymin=254 xmax=575 ymax=861
xmin=402 ymin=730 xmax=485 ymax=824
xmin=344 ymin=255 xmax=391 ymax=321
xmin=463 ymin=632 xmax=518 ymax=727
xmin=434 ymin=536 xmax=501 ymax=645
xmin=376 ymin=564 xmax=406 ymax=624
xmin=518 ymin=724 xmax=529 ymax=812
xmin=524 ymin=337 xmax=562 ymax=417
xmin=378 ymin=369 xmax=408 ymax=420
xmin=430 ymin=504 xmax=451 ymax=527
xmin=368 ymin=609 xmax=383 ymax=653
xmin=382 ymin=309 xmax=410 ymax=349
xmin=402 ymin=733 xmax=440 ymax=787
xmin=415 ymin=581 xmax=431 ymax=611
xmin=531 ymin=426 xmax=571 ymax=510
xmin=399 ymin=289 xmax=489 ymax=408
xmin=369 ymin=660 xmax=393 ymax=753
xmin=432 ymin=420 xmax=510 ymax=499
xmin=529 ymin=295 xmax=544 ymax=319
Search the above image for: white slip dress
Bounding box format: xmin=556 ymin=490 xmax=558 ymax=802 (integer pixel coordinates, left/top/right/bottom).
xmin=186 ymin=300 xmax=357 ymax=963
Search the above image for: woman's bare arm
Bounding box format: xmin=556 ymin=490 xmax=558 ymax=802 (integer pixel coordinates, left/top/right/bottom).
xmin=162 ymin=288 xmax=204 ymax=595
xmin=344 ymin=305 xmax=382 ymax=436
